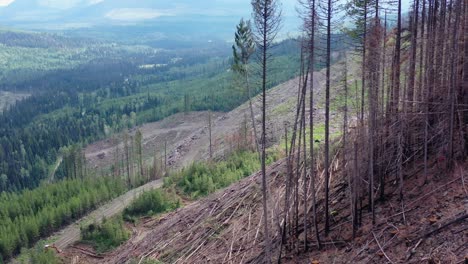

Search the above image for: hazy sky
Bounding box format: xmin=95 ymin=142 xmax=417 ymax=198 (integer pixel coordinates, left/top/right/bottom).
xmin=0 ymin=0 xmax=410 ymax=10
xmin=0 ymin=0 xmax=411 ymax=32
xmin=0 ymin=0 xmax=14 ymax=5
xmin=0 ymin=0 xmax=297 ymax=14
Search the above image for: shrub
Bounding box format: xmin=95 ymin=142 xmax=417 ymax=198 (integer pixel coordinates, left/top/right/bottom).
xmin=80 ymin=216 xmax=129 ymax=253
xmin=123 ymin=189 xmax=180 ymax=219
xmin=163 ymin=150 xmax=276 ymax=199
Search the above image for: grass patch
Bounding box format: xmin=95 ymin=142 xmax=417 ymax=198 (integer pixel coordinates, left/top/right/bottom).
xmin=271 ymin=97 xmax=295 ymax=116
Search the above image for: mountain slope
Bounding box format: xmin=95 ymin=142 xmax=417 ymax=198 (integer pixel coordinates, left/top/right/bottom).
xmin=97 ymin=153 xmax=466 ymax=264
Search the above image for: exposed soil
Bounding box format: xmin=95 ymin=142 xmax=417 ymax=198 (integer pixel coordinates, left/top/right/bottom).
xmin=83 ymin=80 xmax=300 ymax=172
xmin=59 ymin=60 xmax=368 ymax=263
xmin=287 ymin=161 xmax=467 ymax=264
xmin=84 ymin=59 xmax=349 ymax=174
xmin=0 ymin=91 xmax=29 ymax=111
xmin=85 ymin=111 xmax=222 ymax=171
xmin=60 ymin=154 xmax=467 ymax=264
xmin=61 ymin=59 xmax=467 ymax=262
xmin=42 ymin=180 xmax=162 ymax=253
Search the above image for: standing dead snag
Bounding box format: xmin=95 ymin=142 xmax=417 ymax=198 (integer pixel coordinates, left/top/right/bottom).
xmin=366 ymin=0 xmax=381 ymax=225
xmin=208 ymin=109 xmax=213 ymax=160
xmin=407 ymin=0 xmax=419 ymax=115
xmin=299 ymin=0 xmax=321 ymax=249
xmin=342 ymin=55 xmax=353 ymax=238
xmin=124 ymin=132 xmax=131 ymax=187
xmin=135 ymin=129 xmax=143 ymax=179
xmin=251 ymin=0 xmax=281 ymax=262
xmin=391 ymin=0 xmax=402 ymax=115
xmin=324 ymin=0 xmax=333 ymax=235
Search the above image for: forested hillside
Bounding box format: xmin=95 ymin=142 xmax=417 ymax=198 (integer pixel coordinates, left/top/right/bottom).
xmin=0 ymin=31 xmax=301 ymax=191
xmin=0 ymin=27 xmax=310 ymax=262
xmin=0 ymin=0 xmax=464 ymax=262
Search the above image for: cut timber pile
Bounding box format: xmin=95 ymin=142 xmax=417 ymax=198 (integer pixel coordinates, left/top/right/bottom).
xmin=101 ymin=157 xmax=467 ymax=264
xmin=106 ymin=159 xmax=289 ymax=264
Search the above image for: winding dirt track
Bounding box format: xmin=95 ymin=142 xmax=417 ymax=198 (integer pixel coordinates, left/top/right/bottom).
xmin=18 ymin=62 xmax=348 ymax=263
xmin=55 ymin=66 xmax=329 ymax=252
xmin=54 ymin=179 xmax=162 ymax=251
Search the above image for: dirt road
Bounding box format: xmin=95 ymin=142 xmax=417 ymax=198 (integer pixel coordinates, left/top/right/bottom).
xmin=52 ymin=179 xmax=162 ymax=250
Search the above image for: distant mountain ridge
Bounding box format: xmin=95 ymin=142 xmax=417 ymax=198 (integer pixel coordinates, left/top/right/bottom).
xmin=0 ymin=0 xmax=257 ymax=27
xmin=0 ymin=0 xmax=300 ymax=42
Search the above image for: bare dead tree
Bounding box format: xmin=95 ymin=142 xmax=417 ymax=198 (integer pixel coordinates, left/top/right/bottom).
xmin=300 ymin=46 xmax=309 ymax=249
xmin=124 ymin=132 xmax=131 ymax=187
xmin=417 ymin=0 xmax=426 ymax=109
xmin=251 ymin=0 xmax=282 ymax=261
xmin=324 ymin=0 xmax=333 ymax=235
xmin=114 ymin=141 xmax=120 ymax=178
xmin=298 ymin=0 xmax=322 ymax=249
xmin=342 ymin=55 xmax=354 ymax=237
xmin=164 ymin=140 xmax=167 ymax=173
xmin=407 ymin=0 xmax=420 ymax=114
xmin=208 ymin=109 xmax=213 ymax=160
xmin=448 ymin=0 xmax=462 ymax=167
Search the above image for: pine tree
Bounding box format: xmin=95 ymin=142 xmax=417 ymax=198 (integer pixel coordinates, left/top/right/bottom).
xmin=232 ymin=19 xmax=260 ymax=159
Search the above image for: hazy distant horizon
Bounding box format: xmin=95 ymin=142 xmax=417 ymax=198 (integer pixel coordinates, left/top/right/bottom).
xmin=0 ymin=0 xmax=410 ymax=38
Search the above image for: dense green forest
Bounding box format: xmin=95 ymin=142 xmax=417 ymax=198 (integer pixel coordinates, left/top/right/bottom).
xmin=0 ymin=176 xmax=126 ymax=260
xmin=0 ymin=30 xmax=300 ymax=192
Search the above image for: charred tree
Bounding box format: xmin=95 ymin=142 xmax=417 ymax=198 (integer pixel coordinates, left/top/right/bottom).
xmin=251 ymin=0 xmax=281 ymax=261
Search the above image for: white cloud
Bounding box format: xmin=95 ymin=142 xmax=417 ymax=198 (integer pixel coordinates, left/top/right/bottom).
xmin=38 ymin=0 xmax=82 ymax=9
xmin=86 ymin=0 xmax=103 ymax=5
xmin=37 ymin=0 xmax=103 ymax=9
xmin=0 ymin=0 xmax=15 ymax=7
xmin=105 ymin=8 xmax=173 ymax=21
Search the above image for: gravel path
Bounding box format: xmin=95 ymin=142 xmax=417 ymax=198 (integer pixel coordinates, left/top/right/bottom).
xmin=52 ymin=179 xmax=162 ymax=250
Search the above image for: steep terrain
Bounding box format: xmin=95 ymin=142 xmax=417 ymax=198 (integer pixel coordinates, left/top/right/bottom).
xmin=61 ymin=55 xmax=466 ymax=263
xmin=58 ymin=59 xmax=365 ymax=263
xmin=83 ymin=76 xmax=304 ymax=172
xmin=66 ymin=148 xmax=467 ymax=264
xmin=85 ymin=58 xmax=352 ymax=174
xmin=85 ymin=111 xmax=223 ymax=171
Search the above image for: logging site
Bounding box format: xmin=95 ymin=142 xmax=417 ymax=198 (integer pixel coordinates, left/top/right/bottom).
xmin=0 ymin=0 xmax=466 ymax=263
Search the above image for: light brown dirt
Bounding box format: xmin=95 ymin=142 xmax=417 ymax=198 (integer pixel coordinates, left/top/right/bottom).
xmin=60 ymin=60 xmax=368 ymax=263
xmin=85 ymin=111 xmax=222 ymax=171
xmin=84 ymin=56 xmax=354 ymax=174
xmin=68 ymin=153 xmax=467 ymax=264
xmin=50 ymin=179 xmax=162 ymax=251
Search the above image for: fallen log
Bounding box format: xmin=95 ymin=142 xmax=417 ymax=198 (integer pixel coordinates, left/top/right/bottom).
xmin=416 ymin=212 xmax=468 ymax=241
